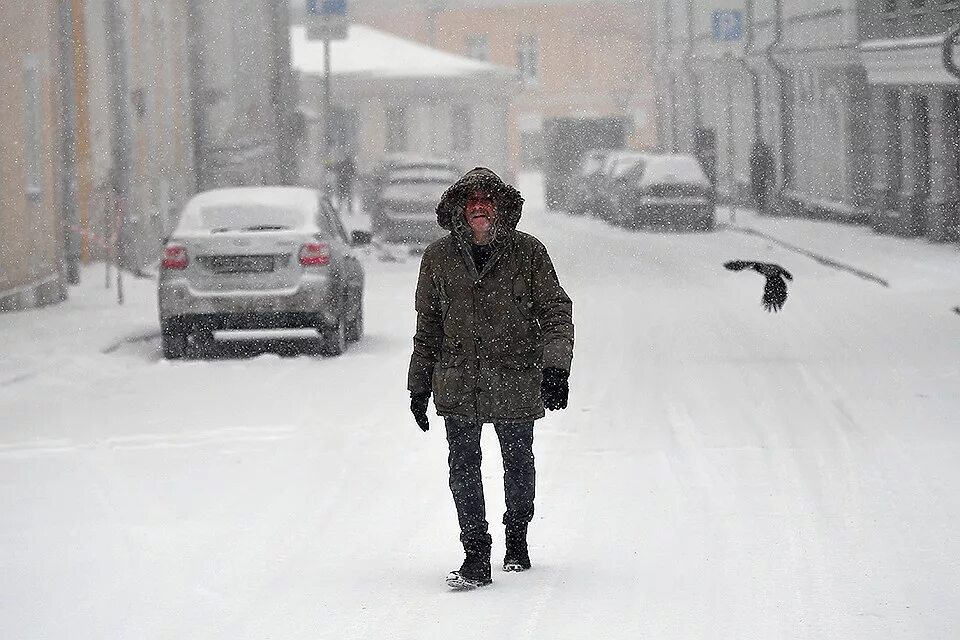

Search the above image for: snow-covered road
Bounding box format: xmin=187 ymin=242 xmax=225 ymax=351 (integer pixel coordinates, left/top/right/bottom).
xmin=2 ymin=205 xmax=959 ymax=639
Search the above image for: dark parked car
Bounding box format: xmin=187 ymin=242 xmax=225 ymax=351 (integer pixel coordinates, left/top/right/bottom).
xmin=611 ymin=153 xmax=715 ymax=231
xmin=563 ymin=149 xmax=613 ymax=216
xmin=596 ymin=150 xmax=649 ymax=222
xmin=367 ymin=155 xmax=460 ymax=244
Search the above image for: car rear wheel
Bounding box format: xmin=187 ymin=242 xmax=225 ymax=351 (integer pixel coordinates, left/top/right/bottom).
xmin=321 ymin=313 xmax=347 ymax=356
xmin=188 ymin=330 xmax=215 ymax=358
xmin=161 ymin=328 xmax=187 ymax=360
xmin=346 ymin=303 xmax=363 ymax=343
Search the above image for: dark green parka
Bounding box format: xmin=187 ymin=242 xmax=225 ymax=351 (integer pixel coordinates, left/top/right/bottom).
xmin=407 ymin=168 xmax=574 ymax=423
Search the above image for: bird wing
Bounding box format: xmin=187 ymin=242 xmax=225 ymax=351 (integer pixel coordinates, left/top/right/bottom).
xmin=724 ymin=260 xmax=751 ymax=271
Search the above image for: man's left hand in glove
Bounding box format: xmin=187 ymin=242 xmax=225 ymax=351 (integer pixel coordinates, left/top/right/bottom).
xmin=541 ymin=367 xmax=569 ymax=411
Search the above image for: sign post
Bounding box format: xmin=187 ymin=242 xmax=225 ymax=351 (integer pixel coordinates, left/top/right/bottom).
xmin=712 ymin=10 xmax=743 ymax=222
xmin=307 ymin=0 xmax=348 ymax=190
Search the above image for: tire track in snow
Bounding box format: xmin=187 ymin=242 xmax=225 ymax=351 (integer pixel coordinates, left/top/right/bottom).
xmin=0 ymin=426 xmax=299 ymax=459
xmin=728 ymin=226 xmax=890 ymax=288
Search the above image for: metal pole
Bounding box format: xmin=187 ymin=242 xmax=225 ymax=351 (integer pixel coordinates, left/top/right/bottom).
xmin=322 ymin=31 xmax=332 ymax=191
xmin=685 ymin=0 xmax=702 ymax=128
xmin=768 ymin=0 xmax=792 ymax=193
xmin=186 ymin=0 xmax=207 ymax=192
xmin=745 ymin=0 xmax=762 ymax=142
xmin=72 ymin=0 xmax=93 ymax=266
xmin=57 ymin=0 xmax=80 ymax=285
xmin=105 ymin=0 xmax=132 ymax=305
xmin=724 ymin=54 xmax=736 ymax=219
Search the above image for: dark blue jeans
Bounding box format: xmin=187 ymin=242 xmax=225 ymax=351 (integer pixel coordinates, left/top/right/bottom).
xmin=444 ymin=417 xmax=536 ymax=554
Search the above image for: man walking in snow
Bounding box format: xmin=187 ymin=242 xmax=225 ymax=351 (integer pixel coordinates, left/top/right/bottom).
xmin=408 ymin=168 xmax=574 ymax=590
xmin=334 ymin=153 xmax=356 ymax=213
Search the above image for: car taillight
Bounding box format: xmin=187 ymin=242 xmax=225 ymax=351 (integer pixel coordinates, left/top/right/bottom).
xmin=299 ymin=242 xmax=330 ymax=266
xmin=161 ymin=245 xmax=188 ymax=270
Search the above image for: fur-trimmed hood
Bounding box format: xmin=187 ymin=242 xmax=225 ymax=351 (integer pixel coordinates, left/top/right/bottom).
xmin=436 ymin=167 xmax=524 ymax=234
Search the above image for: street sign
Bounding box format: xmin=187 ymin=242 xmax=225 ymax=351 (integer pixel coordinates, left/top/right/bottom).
xmin=307 ymin=19 xmax=348 ymax=41
xmin=712 ymin=10 xmax=743 ymax=42
xmin=307 ymin=0 xmax=347 ymax=16
xmin=305 ymin=0 xmax=348 ymax=41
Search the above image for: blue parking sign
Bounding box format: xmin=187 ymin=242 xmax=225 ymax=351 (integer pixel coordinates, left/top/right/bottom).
xmin=712 ymin=10 xmax=743 ymax=42
xmin=307 ymin=0 xmax=347 ymax=16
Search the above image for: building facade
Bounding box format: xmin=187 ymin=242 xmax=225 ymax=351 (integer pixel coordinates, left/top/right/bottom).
xmin=348 ymin=0 xmax=659 ymax=204
xmin=189 ymin=0 xmax=298 ymax=191
xmin=0 ymin=0 xmax=67 ymax=310
xmin=656 ymin=0 xmax=871 ymax=218
xmin=658 ymin=0 xmax=960 ymax=244
xmin=292 ymin=25 xmax=517 ymax=184
xmin=859 ymin=0 xmax=960 ymax=240
xmin=79 ymin=0 xmax=199 ymax=268
xmin=2 ymin=0 xmax=300 ymax=312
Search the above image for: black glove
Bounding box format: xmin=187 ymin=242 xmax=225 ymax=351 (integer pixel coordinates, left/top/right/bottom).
xmin=410 ymin=392 xmax=431 ymax=432
xmin=541 ymin=367 xmax=569 ymax=411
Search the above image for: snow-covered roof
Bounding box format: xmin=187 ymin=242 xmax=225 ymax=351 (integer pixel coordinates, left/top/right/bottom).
xmin=290 ymin=24 xmax=513 ymax=79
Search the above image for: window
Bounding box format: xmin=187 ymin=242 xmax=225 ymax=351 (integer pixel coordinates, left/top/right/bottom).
xmin=517 ymin=35 xmax=540 ymax=86
xmin=465 ymin=34 xmax=489 ymax=61
xmin=23 ymin=58 xmax=43 ymax=199
xmin=450 ymin=106 xmax=473 ymax=152
xmin=385 ymin=105 xmax=407 ymax=153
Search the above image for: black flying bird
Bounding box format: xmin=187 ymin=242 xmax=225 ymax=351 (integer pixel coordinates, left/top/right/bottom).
xmin=724 ymin=260 xmax=793 ymax=312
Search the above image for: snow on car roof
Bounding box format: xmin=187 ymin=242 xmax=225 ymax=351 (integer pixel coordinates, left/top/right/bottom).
xmin=186 ymin=187 xmax=319 ymax=211
xmin=177 ymin=187 xmax=320 ymax=233
xmin=291 ymin=25 xmax=512 ymax=79
xmin=638 ymin=154 xmax=710 ymax=187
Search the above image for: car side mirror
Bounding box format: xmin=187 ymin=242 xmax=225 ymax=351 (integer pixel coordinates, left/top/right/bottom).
xmin=351 ymin=230 xmax=372 ymax=246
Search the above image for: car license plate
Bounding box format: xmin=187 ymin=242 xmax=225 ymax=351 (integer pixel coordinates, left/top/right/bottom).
xmin=208 ymin=255 xmax=275 ymax=274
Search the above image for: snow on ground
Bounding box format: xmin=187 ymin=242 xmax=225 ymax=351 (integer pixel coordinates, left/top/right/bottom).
xmin=1 ymin=179 xmax=959 ymax=639
xmin=0 ymin=267 xmax=158 ymax=387
xmin=719 ymin=205 xmax=960 ymax=295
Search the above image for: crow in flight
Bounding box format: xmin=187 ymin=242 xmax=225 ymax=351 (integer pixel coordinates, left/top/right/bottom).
xmin=724 ymin=260 xmax=793 ymax=312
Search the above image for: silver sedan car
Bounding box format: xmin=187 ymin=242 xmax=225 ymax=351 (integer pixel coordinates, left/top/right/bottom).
xmin=158 ymin=187 xmax=367 ymax=359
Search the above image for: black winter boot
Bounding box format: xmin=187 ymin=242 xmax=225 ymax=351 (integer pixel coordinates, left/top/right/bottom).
xmin=503 ymin=524 xmax=531 ymax=572
xmin=446 ymin=551 xmax=493 ymax=590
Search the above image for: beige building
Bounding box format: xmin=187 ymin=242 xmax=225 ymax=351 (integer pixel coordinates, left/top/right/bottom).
xmin=3 ymin=0 xmax=298 ymax=312
xmin=79 ymin=0 xmax=199 ymax=265
xmin=348 ymin=0 xmax=659 ymax=204
xmin=0 ymin=0 xmax=67 ymax=310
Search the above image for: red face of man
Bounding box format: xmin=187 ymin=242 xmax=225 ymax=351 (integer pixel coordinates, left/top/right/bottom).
xmin=464 ymin=190 xmax=497 ymax=244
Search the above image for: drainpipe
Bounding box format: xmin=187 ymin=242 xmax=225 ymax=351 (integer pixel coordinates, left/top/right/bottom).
xmin=185 ymin=0 xmax=206 ymax=192
xmin=56 ymin=0 xmax=80 ymax=285
xmin=744 ymin=0 xmax=762 ymax=141
xmin=665 ymin=0 xmax=678 ymax=151
xmin=685 ymin=0 xmax=702 ymax=128
xmin=766 ymin=0 xmax=793 ymax=196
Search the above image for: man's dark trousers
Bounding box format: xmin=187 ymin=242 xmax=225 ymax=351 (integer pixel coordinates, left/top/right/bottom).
xmin=444 ymin=417 xmax=535 ymax=553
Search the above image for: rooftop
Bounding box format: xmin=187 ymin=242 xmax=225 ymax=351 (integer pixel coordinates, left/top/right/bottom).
xmin=290 ymin=24 xmax=514 ymax=79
